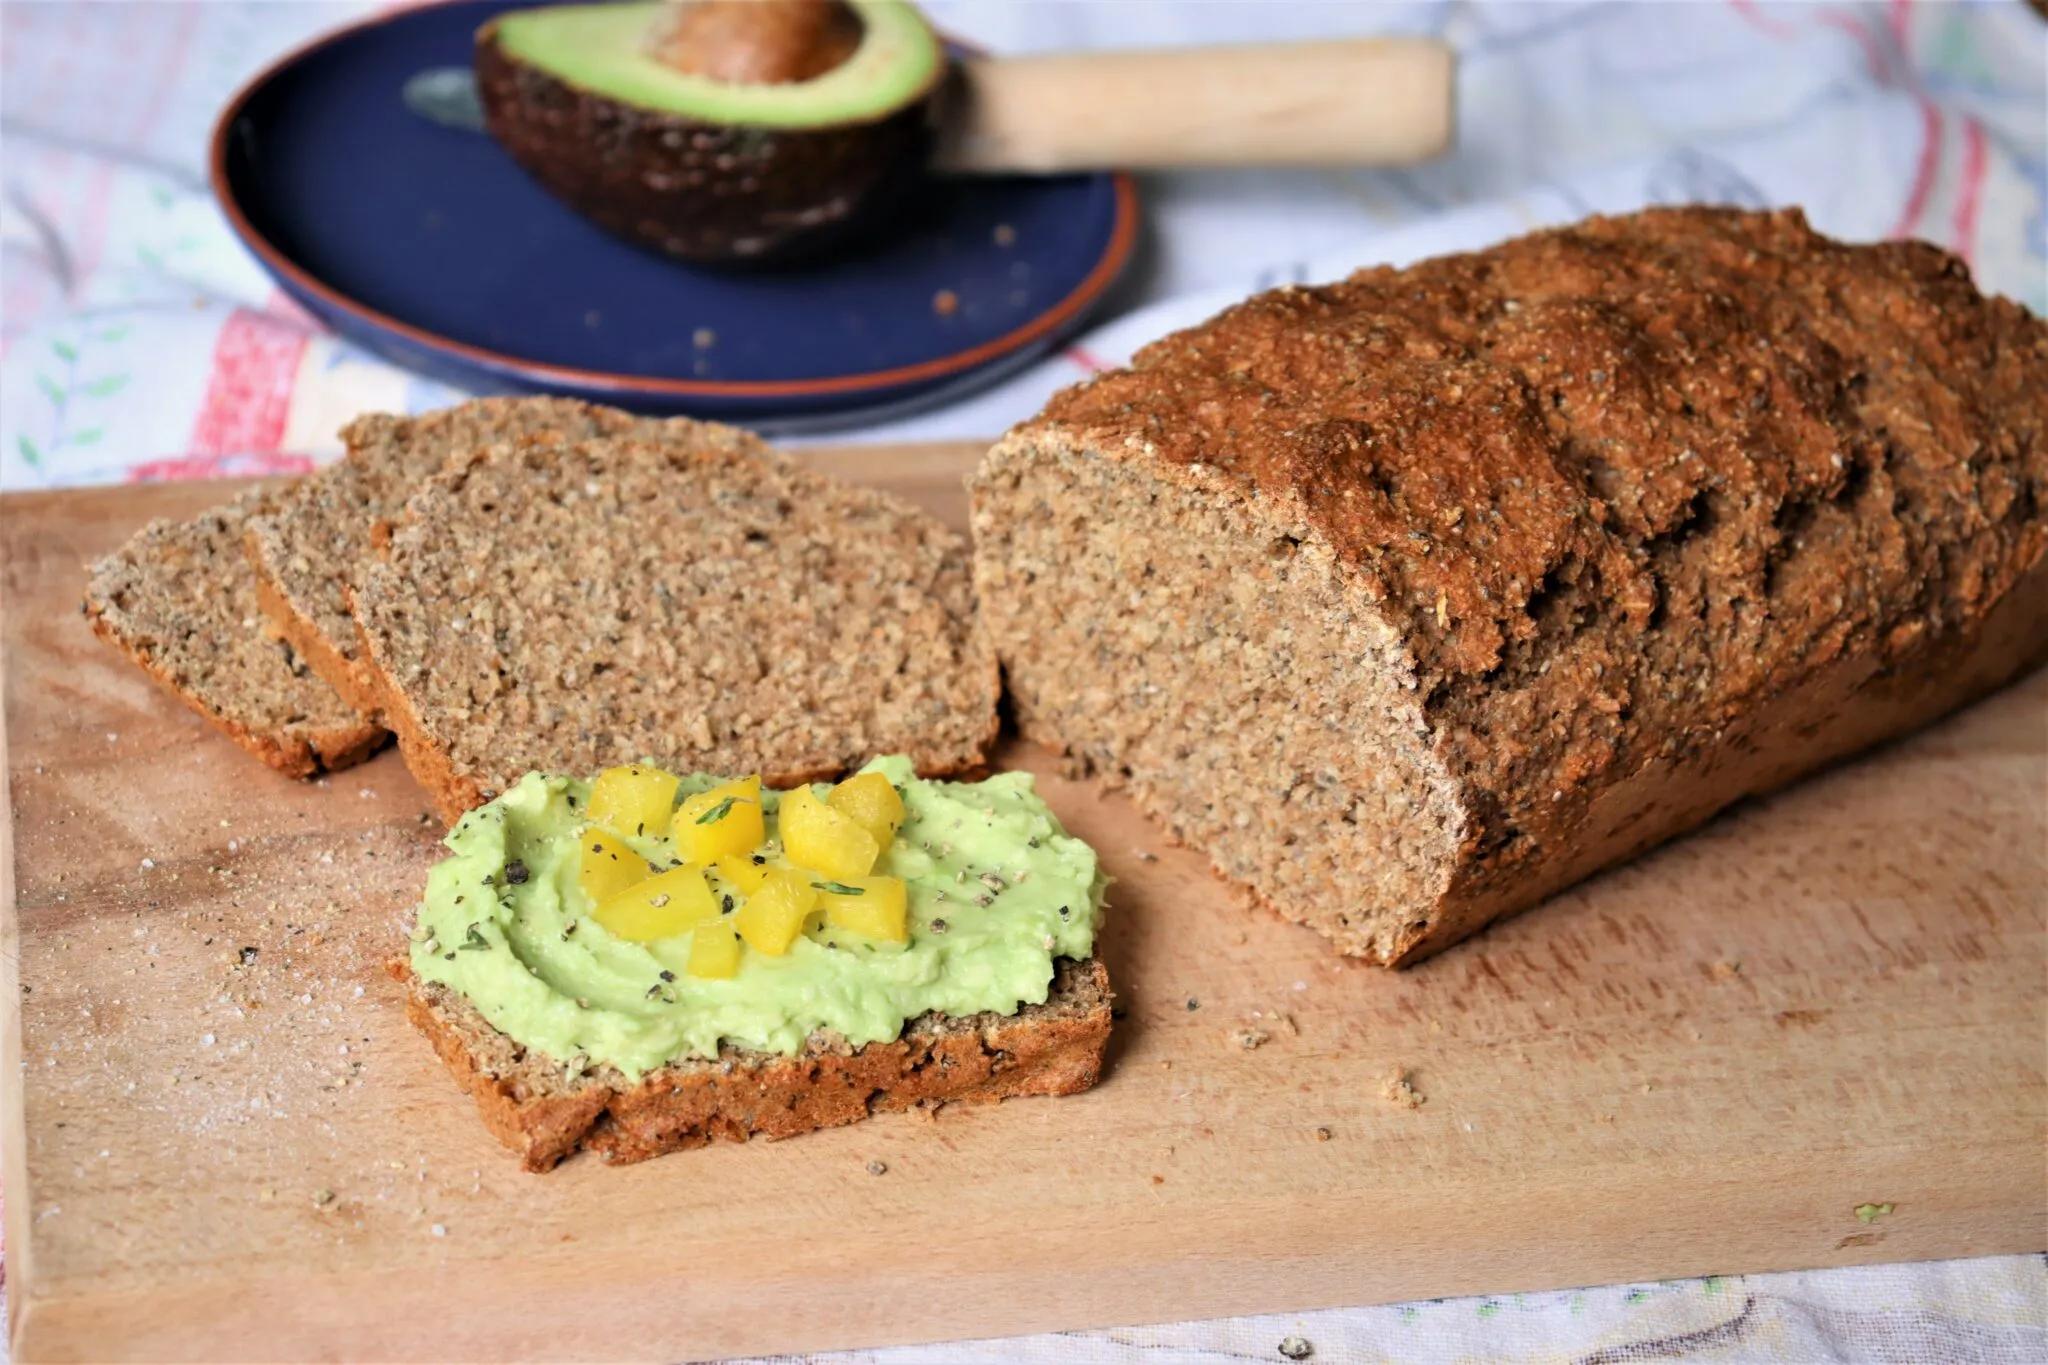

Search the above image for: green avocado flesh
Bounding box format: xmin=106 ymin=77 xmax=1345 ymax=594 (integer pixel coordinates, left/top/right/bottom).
xmin=409 ymin=757 xmax=1104 ymax=1079
xmin=491 ymin=0 xmax=942 ymax=128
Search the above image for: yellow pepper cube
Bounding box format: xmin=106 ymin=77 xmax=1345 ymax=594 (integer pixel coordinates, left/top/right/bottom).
xmin=676 ymin=776 xmax=765 ymax=864
xmin=817 ymin=875 xmax=909 ymax=943
xmin=780 ymin=785 xmax=881 ymax=881
xmin=592 ymin=864 xmax=717 ymax=943
xmin=732 ymin=867 xmax=816 ymax=956
xmin=586 ymin=764 xmax=680 ymax=840
xmin=577 ymin=827 xmax=648 ymax=906
xmin=712 ymin=852 xmax=769 ymax=896
xmin=827 ymin=772 xmax=906 ymax=844
xmin=687 ymin=923 xmax=742 ymax=979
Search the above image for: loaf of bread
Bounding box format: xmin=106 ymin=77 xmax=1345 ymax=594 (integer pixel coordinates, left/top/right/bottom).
xmin=971 ymin=207 xmax=2048 ymax=965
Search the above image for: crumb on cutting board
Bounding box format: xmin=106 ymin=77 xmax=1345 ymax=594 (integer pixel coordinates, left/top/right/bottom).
xmin=1381 ymin=1066 xmax=1425 ymax=1109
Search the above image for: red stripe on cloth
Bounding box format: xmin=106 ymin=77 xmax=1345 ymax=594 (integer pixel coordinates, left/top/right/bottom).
xmin=1064 ymin=345 xmax=1112 ymax=374
xmin=1952 ymin=117 xmax=1988 ymax=266
xmin=1888 ymin=99 xmax=1943 ymax=240
xmin=1882 ymin=0 xmax=1942 ymax=242
xmin=126 ymin=450 xmax=318 ymax=483
xmin=187 ymin=309 xmax=310 ymax=458
xmin=1815 ymin=8 xmax=1888 ymax=81
xmin=1726 ymin=0 xmax=1800 ymax=41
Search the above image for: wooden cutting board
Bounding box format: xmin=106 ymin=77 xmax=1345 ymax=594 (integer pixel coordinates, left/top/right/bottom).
xmin=4 ymin=445 xmax=2044 ymax=1363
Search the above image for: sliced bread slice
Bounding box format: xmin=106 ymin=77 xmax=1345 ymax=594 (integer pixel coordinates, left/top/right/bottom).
xmin=399 ymin=956 xmax=1113 ymax=1171
xmin=83 ymin=492 xmax=384 ymax=777
xmin=350 ymin=424 xmax=1001 ymax=822
xmin=244 ymin=398 xmax=655 ymax=718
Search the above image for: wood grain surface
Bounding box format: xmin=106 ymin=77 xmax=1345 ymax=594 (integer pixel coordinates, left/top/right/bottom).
xmin=4 ymin=445 xmax=2044 ymax=1363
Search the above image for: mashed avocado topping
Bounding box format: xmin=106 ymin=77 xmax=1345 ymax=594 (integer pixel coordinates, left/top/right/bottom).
xmin=409 ymin=757 xmax=1103 ymax=1078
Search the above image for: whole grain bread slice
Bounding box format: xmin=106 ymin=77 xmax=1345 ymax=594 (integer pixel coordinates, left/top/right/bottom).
xmin=399 ymin=956 xmax=1113 ymax=1171
xmin=349 ymin=423 xmax=1001 ymax=822
xmin=83 ymin=491 xmax=384 ymax=777
xmin=244 ymin=398 xmax=656 ymax=718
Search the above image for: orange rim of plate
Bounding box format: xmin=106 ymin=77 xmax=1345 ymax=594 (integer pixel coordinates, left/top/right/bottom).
xmin=206 ymin=2 xmax=1140 ymax=401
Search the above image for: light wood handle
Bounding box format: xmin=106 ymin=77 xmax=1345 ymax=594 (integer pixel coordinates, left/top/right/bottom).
xmin=933 ymin=39 xmax=1456 ymax=174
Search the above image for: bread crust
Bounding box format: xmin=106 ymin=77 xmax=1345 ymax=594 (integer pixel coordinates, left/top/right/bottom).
xmin=397 ymin=957 xmax=1112 ymax=1171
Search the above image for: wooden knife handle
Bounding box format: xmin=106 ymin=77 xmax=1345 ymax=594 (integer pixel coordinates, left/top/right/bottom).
xmin=933 ymin=38 xmax=1456 ymax=174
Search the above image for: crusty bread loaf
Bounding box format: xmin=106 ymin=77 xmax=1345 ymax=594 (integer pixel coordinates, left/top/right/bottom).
xmin=401 ymin=956 xmax=1112 ymax=1171
xmin=244 ymin=398 xmax=655 ymax=719
xmin=83 ymin=492 xmax=384 ymax=776
xmin=351 ymin=423 xmax=1001 ymax=822
xmin=971 ymin=207 xmax=2048 ymax=966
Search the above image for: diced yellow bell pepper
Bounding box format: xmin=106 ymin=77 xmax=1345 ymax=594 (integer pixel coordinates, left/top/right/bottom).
xmin=687 ymin=923 xmax=742 ymax=979
xmin=592 ymin=864 xmax=717 ymax=943
xmin=817 ymin=875 xmax=909 ymax=943
xmin=712 ymin=852 xmax=769 ymax=895
xmin=586 ymin=764 xmax=680 ymax=840
xmin=780 ymin=785 xmax=881 ymax=881
xmin=676 ymin=776 xmax=765 ymax=864
xmin=827 ymin=772 xmax=906 ymax=844
xmin=578 ymin=827 xmax=648 ymax=906
xmin=732 ymin=867 xmax=816 ymax=956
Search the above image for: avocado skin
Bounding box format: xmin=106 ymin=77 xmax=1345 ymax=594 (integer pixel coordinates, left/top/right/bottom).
xmin=476 ymin=29 xmax=935 ymax=265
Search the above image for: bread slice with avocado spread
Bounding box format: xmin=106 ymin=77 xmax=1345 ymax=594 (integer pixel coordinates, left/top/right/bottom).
xmin=399 ymin=757 xmax=1111 ymax=1169
xmin=350 ymin=426 xmax=999 ymax=822
xmin=83 ymin=491 xmax=384 ymax=777
xmin=244 ymin=397 xmax=657 ymax=720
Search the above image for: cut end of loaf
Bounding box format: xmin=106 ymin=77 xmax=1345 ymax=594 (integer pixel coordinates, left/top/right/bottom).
xmin=972 ymin=434 xmax=1465 ymax=963
xmin=401 ymin=956 xmax=1113 ymax=1171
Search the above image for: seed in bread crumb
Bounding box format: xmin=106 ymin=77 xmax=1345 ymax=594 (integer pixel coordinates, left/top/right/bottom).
xmin=1380 ymin=1066 xmax=1425 ymax=1109
xmin=865 ymin=1159 xmax=888 ymax=1176
xmin=1278 ymin=1336 xmax=1313 ymax=1360
xmin=1230 ymin=1027 xmax=1270 ymax=1050
xmin=1711 ymin=958 xmax=1742 ymax=980
xmin=1136 ymin=849 xmax=1158 ymax=862
xmin=313 ymin=1188 xmax=335 ymax=1207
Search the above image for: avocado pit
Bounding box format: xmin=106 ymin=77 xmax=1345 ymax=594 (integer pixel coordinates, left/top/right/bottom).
xmin=647 ymin=0 xmax=863 ymax=86
xmin=476 ymin=0 xmax=944 ymax=264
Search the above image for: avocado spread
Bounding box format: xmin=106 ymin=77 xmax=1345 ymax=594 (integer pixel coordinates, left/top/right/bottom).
xmin=409 ymin=757 xmax=1104 ymax=1079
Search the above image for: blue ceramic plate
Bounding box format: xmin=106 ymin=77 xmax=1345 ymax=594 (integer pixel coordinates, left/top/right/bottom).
xmin=211 ymin=1 xmax=1137 ymax=427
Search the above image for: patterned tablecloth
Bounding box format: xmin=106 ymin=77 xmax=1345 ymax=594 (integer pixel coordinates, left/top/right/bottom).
xmin=2 ymin=2 xmax=2043 ymax=1360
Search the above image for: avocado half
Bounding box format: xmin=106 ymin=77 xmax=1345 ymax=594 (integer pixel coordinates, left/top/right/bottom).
xmin=476 ymin=0 xmax=945 ymax=264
